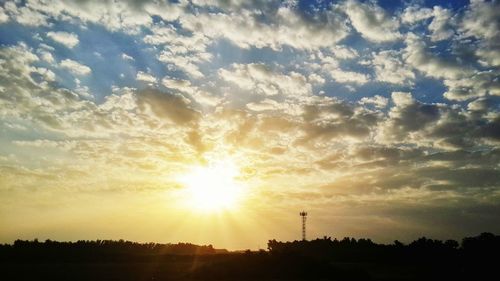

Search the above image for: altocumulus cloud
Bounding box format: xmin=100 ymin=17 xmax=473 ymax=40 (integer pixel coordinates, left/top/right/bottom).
xmin=46 ymin=31 xmax=79 ymax=49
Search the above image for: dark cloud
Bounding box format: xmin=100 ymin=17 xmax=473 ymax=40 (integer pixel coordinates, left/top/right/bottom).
xmin=137 ymin=88 xmax=200 ymax=126
xmin=299 ymin=100 xmax=381 ymax=144
xmin=416 ymin=166 xmax=500 ymax=188
xmin=475 ymin=116 xmax=500 ymax=141
xmin=382 ymin=93 xmax=441 ymax=140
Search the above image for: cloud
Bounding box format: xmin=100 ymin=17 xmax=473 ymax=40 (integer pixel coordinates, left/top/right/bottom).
xmin=60 ymin=59 xmax=91 ymax=75
xmin=467 ymin=97 xmax=497 ymax=113
xmin=376 ymin=91 xmax=500 ymax=148
xmin=0 ymin=44 xmax=95 ymax=132
xmin=157 ymin=50 xmax=208 ymax=79
xmin=310 ymin=48 xmax=369 ymax=86
xmin=461 ymin=0 xmax=499 ymax=40
xmin=46 ymin=31 xmax=79 ymax=48
xmin=161 ymin=77 xmax=192 ymax=91
xmin=308 ymin=73 xmax=326 ymax=85
xmin=401 ymin=5 xmax=455 ymax=41
xmin=162 ymin=77 xmax=221 ymax=106
xmin=38 ymin=49 xmax=55 ymax=63
xmin=121 ymin=53 xmax=134 ymax=61
xmin=359 ymin=95 xmax=388 ymax=109
xmin=371 ymin=50 xmax=415 ymax=85
xmin=144 ymin=24 xmax=212 ymax=78
xmin=378 ymin=92 xmax=441 ymax=142
xmin=180 ymin=4 xmax=349 ymax=50
xmin=136 ymin=71 xmax=157 ymax=84
xmin=246 ymin=99 xmax=282 ymax=112
xmin=401 ymin=15 xmax=498 ymax=102
xmin=404 ymin=33 xmax=471 ymax=80
xmin=298 ymin=98 xmax=381 ymax=145
xmin=219 ymin=63 xmax=312 ymax=98
xmin=443 ymin=71 xmax=500 ymax=101
xmin=15 ymin=0 xmax=171 ymax=34
xmin=329 ymin=68 xmax=370 ymax=85
xmin=428 ymin=7 xmax=455 ymax=41
xmin=401 ymin=5 xmax=433 ymax=24
xmin=143 ymin=25 xmax=209 ymax=53
xmin=343 ymin=0 xmax=401 ymax=42
xmin=137 ymin=89 xmax=200 ymax=126
xmin=328 ymin=46 xmax=359 ymax=60
xmin=3 ymin=1 xmax=49 ymax=26
xmin=0 ymin=6 xmax=9 ymax=24
xmin=476 ymin=47 xmax=500 ymax=67
xmin=460 ymin=0 xmax=500 ymax=68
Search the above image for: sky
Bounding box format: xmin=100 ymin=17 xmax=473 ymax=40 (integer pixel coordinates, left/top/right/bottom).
xmin=0 ymin=0 xmax=499 ymax=250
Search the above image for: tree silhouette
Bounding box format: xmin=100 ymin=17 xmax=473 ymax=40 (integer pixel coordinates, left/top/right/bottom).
xmin=1 ymin=233 xmax=498 ymax=280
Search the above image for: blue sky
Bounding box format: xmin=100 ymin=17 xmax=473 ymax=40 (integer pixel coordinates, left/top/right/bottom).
xmin=0 ymin=0 xmax=499 ymax=248
xmin=0 ymin=0 xmax=484 ymax=104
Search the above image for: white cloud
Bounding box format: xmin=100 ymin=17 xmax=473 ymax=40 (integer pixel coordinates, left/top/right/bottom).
xmin=180 ymin=5 xmax=349 ymax=50
xmin=246 ymin=98 xmax=282 ymax=112
xmin=476 ymin=48 xmax=500 ymax=67
xmin=158 ymin=51 xmax=207 ymax=78
xmin=404 ymin=33 xmax=470 ymax=80
xmin=22 ymin=0 xmax=158 ymax=34
xmin=372 ymin=50 xmax=415 ymax=85
xmin=74 ymin=78 xmax=92 ymax=99
xmin=38 ymin=50 xmax=55 ymax=63
xmin=391 ymin=92 xmax=414 ymax=106
xmin=143 ymin=25 xmax=209 ymax=53
xmin=219 ymin=63 xmax=312 ymax=97
xmin=46 ymin=31 xmax=79 ymax=49
xmin=60 ymin=59 xmax=91 ymax=76
xmin=328 ymin=45 xmax=359 ymax=60
xmin=162 ymin=77 xmax=221 ymax=106
xmin=4 ymin=1 xmax=49 ymax=26
xmin=443 ymin=71 xmax=500 ymax=101
xmin=136 ymin=71 xmax=157 ymax=84
xmin=401 ymin=5 xmax=433 ymax=24
xmin=0 ymin=6 xmax=9 ymax=24
xmin=343 ymin=0 xmax=401 ymax=42
xmin=121 ymin=53 xmax=134 ymax=61
xmin=428 ymin=7 xmax=455 ymax=41
xmin=359 ymin=95 xmax=388 ymax=109
xmin=401 ymin=3 xmax=455 ymax=42
xmin=460 ymin=0 xmax=500 ymax=68
xmin=308 ymin=73 xmax=325 ymax=85
xmin=38 ymin=43 xmax=55 ymax=51
xmin=162 ymin=77 xmax=193 ymax=93
xmin=461 ymin=0 xmax=499 ymax=40
xmin=0 ymin=43 xmax=94 ymax=132
xmin=144 ymin=25 xmax=212 ymax=78
xmin=329 ymin=68 xmax=369 ymax=85
xmin=34 ymin=67 xmax=56 ymax=82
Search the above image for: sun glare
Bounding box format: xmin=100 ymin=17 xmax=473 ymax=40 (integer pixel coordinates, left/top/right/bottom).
xmin=179 ymin=160 xmax=245 ymax=212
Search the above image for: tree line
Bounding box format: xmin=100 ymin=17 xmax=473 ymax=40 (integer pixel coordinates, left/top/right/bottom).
xmin=1 ymin=232 xmax=497 ymax=263
xmin=267 ymin=232 xmax=499 ymax=264
xmin=0 ymin=233 xmax=498 ymax=280
xmin=0 ymin=239 xmax=222 ymax=262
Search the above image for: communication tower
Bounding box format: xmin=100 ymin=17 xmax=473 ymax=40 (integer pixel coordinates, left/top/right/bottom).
xmin=299 ymin=211 xmax=307 ymax=241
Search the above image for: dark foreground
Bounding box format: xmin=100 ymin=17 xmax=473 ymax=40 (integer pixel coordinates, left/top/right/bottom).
xmin=1 ymin=233 xmax=498 ymax=281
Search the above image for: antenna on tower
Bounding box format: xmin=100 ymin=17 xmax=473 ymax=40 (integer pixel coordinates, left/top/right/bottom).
xmin=299 ymin=211 xmax=307 ymax=241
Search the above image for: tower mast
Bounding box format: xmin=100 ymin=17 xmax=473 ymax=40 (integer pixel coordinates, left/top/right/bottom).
xmin=299 ymin=211 xmax=307 ymax=241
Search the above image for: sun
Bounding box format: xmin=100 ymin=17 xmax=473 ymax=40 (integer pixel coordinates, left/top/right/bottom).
xmin=179 ymin=160 xmax=245 ymax=212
